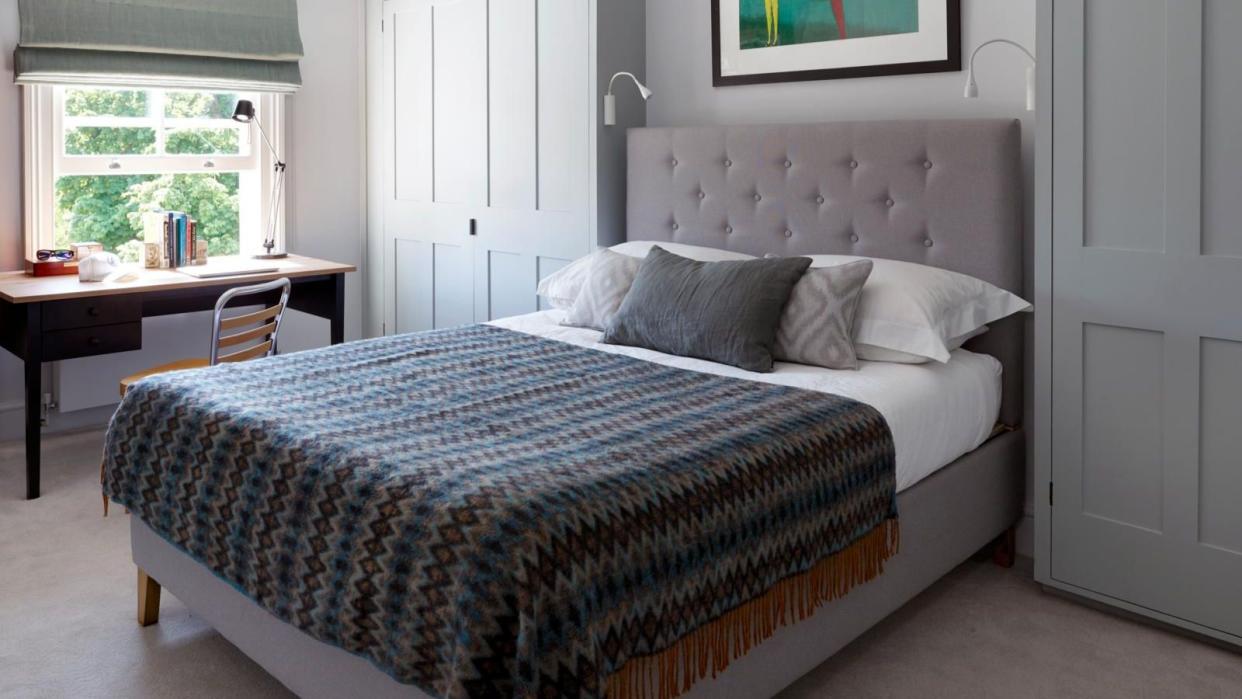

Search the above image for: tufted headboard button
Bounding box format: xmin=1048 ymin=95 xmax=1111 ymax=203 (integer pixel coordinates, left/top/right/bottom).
xmin=849 ymin=160 xmax=859 ymax=169
xmin=724 ymin=159 xmax=732 ymax=167
xmin=849 ymin=233 xmax=860 ymax=243
xmin=924 ymin=238 xmax=934 ymax=247
xmin=725 ymin=225 xmax=733 ymax=234
xmin=784 ymin=230 xmax=792 ymax=238
xmin=672 ymin=223 xmax=679 ymax=231
xmin=815 ymin=195 xmax=825 ymax=205
xmin=885 ymin=198 xmax=895 ymax=207
xmin=671 ymin=158 xmax=678 ymax=167
xmin=754 ymin=194 xmax=762 ymax=202
xmin=698 ymin=191 xmax=706 ymax=199
xmin=784 ymin=160 xmax=792 ymax=168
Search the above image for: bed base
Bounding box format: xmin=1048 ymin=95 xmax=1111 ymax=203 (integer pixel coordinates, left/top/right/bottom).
xmin=129 ymin=430 xmax=1022 ymax=699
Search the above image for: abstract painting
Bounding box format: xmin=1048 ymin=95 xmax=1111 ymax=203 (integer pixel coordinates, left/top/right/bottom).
xmin=713 ymin=0 xmax=960 ymax=86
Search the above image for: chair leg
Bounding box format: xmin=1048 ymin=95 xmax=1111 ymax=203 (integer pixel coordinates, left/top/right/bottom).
xmin=137 ymin=568 xmax=161 ymax=627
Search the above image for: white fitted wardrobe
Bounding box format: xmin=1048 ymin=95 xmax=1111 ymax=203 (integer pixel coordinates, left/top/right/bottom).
xmin=366 ymin=0 xmax=645 ymax=335
xmin=1035 ymin=0 xmax=1242 ymax=645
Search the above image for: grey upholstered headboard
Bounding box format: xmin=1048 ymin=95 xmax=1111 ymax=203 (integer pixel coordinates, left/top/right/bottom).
xmin=626 ymin=119 xmax=1024 ymax=426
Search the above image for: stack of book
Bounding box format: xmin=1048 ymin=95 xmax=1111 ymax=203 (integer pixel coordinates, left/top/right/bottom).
xmin=143 ymin=211 xmax=205 ymax=268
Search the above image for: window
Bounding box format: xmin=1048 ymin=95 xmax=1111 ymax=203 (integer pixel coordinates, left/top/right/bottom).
xmin=23 ymin=85 xmax=284 ymax=263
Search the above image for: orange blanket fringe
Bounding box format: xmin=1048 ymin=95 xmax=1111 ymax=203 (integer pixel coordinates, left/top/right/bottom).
xmin=605 ymin=519 xmax=899 ymax=699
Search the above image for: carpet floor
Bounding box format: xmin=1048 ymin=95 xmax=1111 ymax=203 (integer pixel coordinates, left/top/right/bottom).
xmin=2 ymin=429 xmax=1240 ymax=698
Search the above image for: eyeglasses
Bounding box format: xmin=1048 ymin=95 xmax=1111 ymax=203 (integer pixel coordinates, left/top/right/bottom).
xmin=36 ymin=249 xmax=75 ymax=261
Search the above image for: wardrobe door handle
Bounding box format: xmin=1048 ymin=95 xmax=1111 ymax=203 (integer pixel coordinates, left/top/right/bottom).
xmin=469 ymin=218 xmax=477 ymax=236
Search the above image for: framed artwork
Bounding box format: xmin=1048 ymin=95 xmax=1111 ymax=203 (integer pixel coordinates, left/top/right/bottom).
xmin=712 ymin=0 xmax=961 ymax=86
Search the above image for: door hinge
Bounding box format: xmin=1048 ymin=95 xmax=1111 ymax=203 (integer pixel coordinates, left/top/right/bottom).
xmin=1048 ymin=481 xmax=1054 ymax=507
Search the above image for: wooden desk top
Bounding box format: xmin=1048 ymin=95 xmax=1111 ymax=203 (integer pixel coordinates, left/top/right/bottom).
xmin=0 ymin=255 xmax=356 ymax=304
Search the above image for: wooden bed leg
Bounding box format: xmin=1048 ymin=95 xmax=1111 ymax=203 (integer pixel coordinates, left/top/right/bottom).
xmin=137 ymin=568 xmax=161 ymax=627
xmin=992 ymin=526 xmax=1017 ymax=569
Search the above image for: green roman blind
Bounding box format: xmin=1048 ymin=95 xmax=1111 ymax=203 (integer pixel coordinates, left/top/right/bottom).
xmin=14 ymin=0 xmax=304 ymax=92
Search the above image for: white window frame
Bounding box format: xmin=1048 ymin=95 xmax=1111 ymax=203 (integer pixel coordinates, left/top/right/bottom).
xmin=22 ymin=85 xmax=285 ymax=261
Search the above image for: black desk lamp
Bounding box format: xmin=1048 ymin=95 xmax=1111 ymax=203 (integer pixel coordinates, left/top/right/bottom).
xmin=232 ymin=99 xmax=287 ymax=259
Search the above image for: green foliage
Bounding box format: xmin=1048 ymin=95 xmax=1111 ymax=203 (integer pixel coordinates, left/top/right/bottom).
xmin=64 ymin=127 xmax=156 ymax=155
xmin=165 ymin=128 xmax=239 ymax=155
xmin=55 ymin=175 xmax=155 ymax=258
xmin=165 ymin=91 xmax=237 ymax=120
xmin=64 ymin=89 xmax=147 ymax=117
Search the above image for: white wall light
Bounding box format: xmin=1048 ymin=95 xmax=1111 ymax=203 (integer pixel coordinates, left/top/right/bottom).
xmin=604 ymin=71 xmax=652 ymax=127
xmin=964 ymin=39 xmax=1037 ymax=111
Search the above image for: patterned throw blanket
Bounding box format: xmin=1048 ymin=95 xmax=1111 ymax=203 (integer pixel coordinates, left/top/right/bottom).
xmin=103 ymin=325 xmax=897 ymax=699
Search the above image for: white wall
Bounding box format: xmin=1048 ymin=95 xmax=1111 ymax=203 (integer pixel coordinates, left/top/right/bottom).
xmin=0 ymin=0 xmax=367 ymax=438
xmin=645 ymin=0 xmax=1038 ymax=555
xmin=1 ymin=0 xmax=27 ymax=432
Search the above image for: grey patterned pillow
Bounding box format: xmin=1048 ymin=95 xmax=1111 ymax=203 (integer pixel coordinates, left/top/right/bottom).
xmin=562 ymin=249 xmax=641 ymax=330
xmin=773 ymin=260 xmax=874 ymax=370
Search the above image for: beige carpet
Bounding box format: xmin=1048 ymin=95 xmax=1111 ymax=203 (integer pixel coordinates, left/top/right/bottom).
xmin=2 ymin=429 xmax=1240 ymax=699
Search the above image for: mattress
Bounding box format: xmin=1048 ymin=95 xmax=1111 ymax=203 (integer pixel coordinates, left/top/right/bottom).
xmin=488 ymin=310 xmax=1002 ymax=492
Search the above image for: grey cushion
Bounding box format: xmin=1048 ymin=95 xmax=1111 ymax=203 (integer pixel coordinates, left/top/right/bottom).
xmin=603 ymin=246 xmax=811 ymax=372
xmin=774 ymin=260 xmax=873 ymax=370
xmin=562 ymin=249 xmax=641 ymax=331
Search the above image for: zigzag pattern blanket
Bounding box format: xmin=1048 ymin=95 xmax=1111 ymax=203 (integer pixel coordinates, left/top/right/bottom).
xmin=103 ymin=324 xmax=897 ymax=699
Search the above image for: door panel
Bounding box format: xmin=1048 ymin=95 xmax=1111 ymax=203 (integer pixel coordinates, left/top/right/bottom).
xmin=1052 ymin=0 xmax=1242 ymax=640
xmin=432 ymin=0 xmax=488 ymax=206
xmin=384 ymin=0 xmax=485 ymax=333
xmin=489 ymin=0 xmax=537 ymax=211
xmin=472 ymin=0 xmax=591 ymax=322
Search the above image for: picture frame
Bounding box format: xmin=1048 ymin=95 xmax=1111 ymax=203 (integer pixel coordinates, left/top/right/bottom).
xmin=712 ymin=0 xmax=961 ymax=86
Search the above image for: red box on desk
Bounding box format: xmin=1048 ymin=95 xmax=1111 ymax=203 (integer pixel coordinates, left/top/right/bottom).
xmin=24 ymin=259 xmax=79 ymax=277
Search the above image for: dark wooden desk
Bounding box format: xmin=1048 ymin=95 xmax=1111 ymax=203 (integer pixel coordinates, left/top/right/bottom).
xmin=0 ymin=255 xmax=355 ymax=499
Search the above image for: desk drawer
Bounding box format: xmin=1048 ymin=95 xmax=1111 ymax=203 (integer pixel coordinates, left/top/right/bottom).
xmin=43 ymin=322 xmax=142 ymax=361
xmin=43 ymin=296 xmax=142 ymax=331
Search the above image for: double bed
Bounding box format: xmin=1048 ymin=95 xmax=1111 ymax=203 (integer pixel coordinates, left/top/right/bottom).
xmin=107 ymin=119 xmax=1025 ymax=699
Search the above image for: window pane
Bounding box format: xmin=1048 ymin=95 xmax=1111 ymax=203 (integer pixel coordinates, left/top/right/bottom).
xmin=55 ymin=173 xmax=241 ymax=263
xmin=164 ymin=128 xmax=241 ymax=155
xmin=63 ymin=89 xmax=149 ymax=118
xmin=164 ymin=91 xmax=241 ymax=120
xmin=64 ymin=127 xmax=157 ymax=156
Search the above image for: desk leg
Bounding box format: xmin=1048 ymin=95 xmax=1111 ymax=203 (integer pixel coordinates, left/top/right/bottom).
xmin=330 ymin=273 xmax=345 ymax=345
xmin=25 ymin=305 xmax=42 ymax=500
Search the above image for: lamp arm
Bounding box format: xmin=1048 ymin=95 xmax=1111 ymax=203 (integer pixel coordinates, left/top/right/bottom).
xmin=250 ymin=116 xmax=284 ymax=167
xmin=607 ymin=71 xmax=638 ymax=96
xmin=968 ymin=39 xmax=1036 ymax=74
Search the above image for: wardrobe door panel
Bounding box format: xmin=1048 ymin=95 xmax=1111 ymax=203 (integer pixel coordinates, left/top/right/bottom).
xmin=384 ymin=0 xmax=479 ymax=333
xmin=489 ymin=0 xmax=537 ymax=211
xmin=1051 ymin=0 xmax=1242 ymax=642
xmin=432 ymin=0 xmax=488 ymax=205
xmin=536 ymin=0 xmax=590 ymax=214
xmin=391 ymin=4 xmax=433 ymax=203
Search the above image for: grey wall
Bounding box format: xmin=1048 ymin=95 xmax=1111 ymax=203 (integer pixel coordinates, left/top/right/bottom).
xmin=645 ymin=0 xmax=1038 ymax=555
xmin=0 ymin=0 xmax=367 ymax=436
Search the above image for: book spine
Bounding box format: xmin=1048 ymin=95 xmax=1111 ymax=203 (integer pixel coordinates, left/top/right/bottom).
xmin=189 ymin=219 xmax=197 ymax=265
xmin=177 ymin=214 xmax=187 ymax=267
xmin=164 ymin=213 xmax=173 ymax=268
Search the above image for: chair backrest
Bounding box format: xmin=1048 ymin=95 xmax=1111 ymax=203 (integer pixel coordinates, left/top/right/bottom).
xmin=209 ymin=277 xmax=292 ymax=366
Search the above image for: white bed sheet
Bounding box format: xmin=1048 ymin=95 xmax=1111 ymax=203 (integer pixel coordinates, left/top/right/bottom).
xmin=488 ymin=311 xmax=1002 ymax=492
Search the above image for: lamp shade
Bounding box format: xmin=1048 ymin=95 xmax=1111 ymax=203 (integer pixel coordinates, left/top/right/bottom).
xmin=232 ymin=100 xmax=257 ymax=123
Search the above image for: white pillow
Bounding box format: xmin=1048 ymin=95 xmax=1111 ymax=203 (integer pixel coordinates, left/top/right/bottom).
xmin=857 ymin=327 xmax=988 ymax=364
xmin=562 ymin=249 xmax=641 ymax=330
xmin=537 ymin=242 xmax=754 ymax=310
xmin=805 ymin=255 xmax=1030 ymax=364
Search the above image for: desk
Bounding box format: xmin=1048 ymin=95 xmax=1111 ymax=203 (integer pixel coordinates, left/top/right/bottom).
xmin=0 ymin=255 xmax=355 ymax=499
